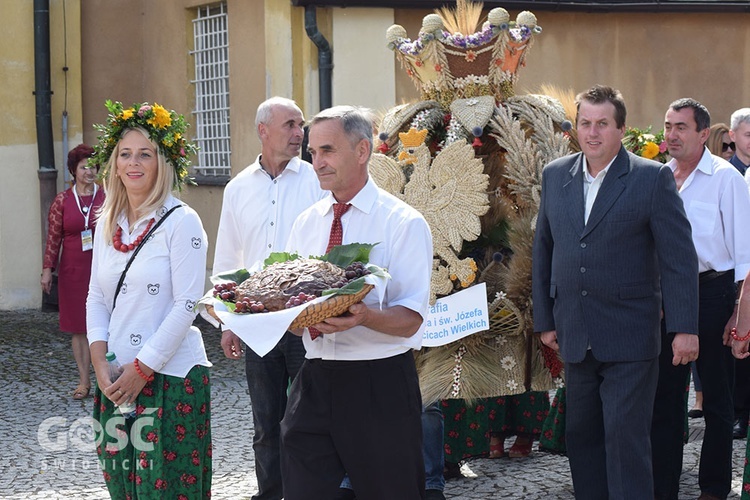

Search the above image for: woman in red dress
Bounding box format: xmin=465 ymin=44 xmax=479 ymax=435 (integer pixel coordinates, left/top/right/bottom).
xmin=41 ymin=144 xmax=105 ymax=399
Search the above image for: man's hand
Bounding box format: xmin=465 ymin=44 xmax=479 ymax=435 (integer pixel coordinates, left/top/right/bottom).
xmin=540 ymin=330 xmax=559 ymax=351
xmin=671 ymin=333 xmax=699 ymax=366
xmin=310 ymin=303 xmax=369 ymax=334
xmin=220 ymin=329 xmax=244 ymax=359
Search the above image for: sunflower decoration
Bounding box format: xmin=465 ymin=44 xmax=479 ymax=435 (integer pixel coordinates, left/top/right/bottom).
xmin=90 ymin=100 xmax=199 ymax=189
xmin=622 ymin=126 xmax=668 ymax=163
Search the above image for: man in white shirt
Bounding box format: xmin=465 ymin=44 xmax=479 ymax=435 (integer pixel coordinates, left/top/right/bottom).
xmin=279 ymin=106 xmax=433 ymax=500
xmin=651 ymin=98 xmax=750 ymax=500
xmin=213 ymin=96 xmax=325 ymax=500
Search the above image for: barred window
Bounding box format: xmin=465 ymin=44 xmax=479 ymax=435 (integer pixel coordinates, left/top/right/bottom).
xmin=191 ymin=3 xmax=231 ymax=178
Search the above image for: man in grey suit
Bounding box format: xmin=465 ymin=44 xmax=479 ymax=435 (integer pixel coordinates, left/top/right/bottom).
xmin=532 ymin=85 xmax=699 ymax=500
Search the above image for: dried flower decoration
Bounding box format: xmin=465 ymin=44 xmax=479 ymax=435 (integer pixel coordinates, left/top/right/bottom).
xmin=90 ymin=100 xmax=199 ymax=189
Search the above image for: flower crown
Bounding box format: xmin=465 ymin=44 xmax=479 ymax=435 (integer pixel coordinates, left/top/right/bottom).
xmin=90 ymin=100 xmax=198 ymax=189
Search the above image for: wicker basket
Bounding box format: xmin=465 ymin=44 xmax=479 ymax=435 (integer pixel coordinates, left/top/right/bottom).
xmin=289 ymin=284 xmax=374 ymax=329
xmin=205 ymin=284 xmax=374 ymax=330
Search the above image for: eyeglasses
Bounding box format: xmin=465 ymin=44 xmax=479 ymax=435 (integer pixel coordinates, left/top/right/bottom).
xmin=722 ymin=142 xmax=735 ymax=152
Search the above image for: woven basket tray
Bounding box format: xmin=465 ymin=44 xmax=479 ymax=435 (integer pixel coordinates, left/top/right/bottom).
xmin=205 ymin=284 xmax=374 ymax=330
xmin=289 ymin=284 xmax=374 ymax=329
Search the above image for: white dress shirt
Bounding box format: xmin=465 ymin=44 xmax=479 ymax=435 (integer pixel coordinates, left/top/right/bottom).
xmin=668 ymin=147 xmax=750 ymax=281
xmin=212 ymin=156 xmax=326 ymax=274
xmin=285 ymin=177 xmax=433 ymax=361
xmin=87 ymin=195 xmax=211 ymax=378
xmin=582 ymin=156 xmax=614 ymax=224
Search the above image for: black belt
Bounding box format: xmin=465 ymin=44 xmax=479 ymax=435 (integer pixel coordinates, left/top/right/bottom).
xmin=699 ymin=270 xmax=730 ymax=284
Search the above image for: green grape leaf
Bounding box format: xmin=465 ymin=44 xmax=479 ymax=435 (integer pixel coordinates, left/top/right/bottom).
xmin=210 ymin=268 xmax=251 ymax=285
xmin=318 ymin=243 xmax=378 ymax=268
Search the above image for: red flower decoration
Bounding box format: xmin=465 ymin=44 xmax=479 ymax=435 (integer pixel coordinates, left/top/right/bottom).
xmin=154 ymin=478 xmax=168 ymax=490
xmin=464 ymin=50 xmax=477 ymax=62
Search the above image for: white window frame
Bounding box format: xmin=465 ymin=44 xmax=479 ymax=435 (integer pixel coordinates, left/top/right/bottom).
xmin=190 ymin=2 xmax=231 ymax=178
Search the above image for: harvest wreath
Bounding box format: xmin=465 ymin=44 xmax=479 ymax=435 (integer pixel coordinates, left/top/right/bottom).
xmin=206 ymin=243 xmax=388 ymax=330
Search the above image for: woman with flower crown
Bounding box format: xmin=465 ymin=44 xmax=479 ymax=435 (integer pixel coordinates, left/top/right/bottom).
xmin=86 ymin=101 xmax=212 ymax=499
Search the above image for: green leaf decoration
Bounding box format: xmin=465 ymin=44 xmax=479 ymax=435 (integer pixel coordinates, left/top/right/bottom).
xmin=264 ymin=252 xmax=301 ymax=267
xmin=319 ymin=243 xmax=378 ymax=268
xmin=210 ymin=268 xmax=251 ymax=285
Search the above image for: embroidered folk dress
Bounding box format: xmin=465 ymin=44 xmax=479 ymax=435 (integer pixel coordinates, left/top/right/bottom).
xmin=43 ymin=186 xmax=105 ymax=333
xmin=86 ymin=195 xmax=212 ymax=499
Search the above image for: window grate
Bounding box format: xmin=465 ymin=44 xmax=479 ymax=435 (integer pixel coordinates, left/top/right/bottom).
xmin=190 ymin=3 xmax=231 ymax=177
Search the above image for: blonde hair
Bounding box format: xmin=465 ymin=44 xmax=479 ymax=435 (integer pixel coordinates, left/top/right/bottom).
xmin=98 ymin=127 xmax=176 ymax=242
xmin=706 ymin=123 xmax=730 ymax=157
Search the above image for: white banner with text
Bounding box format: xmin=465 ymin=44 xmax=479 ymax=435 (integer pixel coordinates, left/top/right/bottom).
xmin=422 ymin=283 xmax=489 ymax=347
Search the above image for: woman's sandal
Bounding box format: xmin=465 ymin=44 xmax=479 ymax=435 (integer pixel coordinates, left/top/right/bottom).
xmin=508 ymin=435 xmax=533 ymax=458
xmin=72 ymin=384 xmax=90 ymax=400
xmin=488 ymin=436 xmax=506 ymax=458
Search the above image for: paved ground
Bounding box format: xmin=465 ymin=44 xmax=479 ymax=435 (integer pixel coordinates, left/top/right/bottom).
xmin=0 ymin=308 xmax=746 ymax=499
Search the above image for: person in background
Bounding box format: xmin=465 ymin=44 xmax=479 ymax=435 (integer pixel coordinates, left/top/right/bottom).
xmin=42 ymin=143 xmax=105 ymax=400
xmin=728 ymin=272 xmax=750 ymax=499
xmin=729 ymin=108 xmax=750 ymax=176
xmin=652 ymin=98 xmax=750 ymax=500
xmin=533 ymin=85 xmax=699 ymax=500
xmin=86 ymin=102 xmax=212 ymax=499
xmin=281 ymin=105 xmax=433 ymax=500
xmin=723 ymin=110 xmax=750 ymax=440
xmin=707 ymin=123 xmax=734 ymax=162
xmin=213 ymin=96 xmax=325 ymax=500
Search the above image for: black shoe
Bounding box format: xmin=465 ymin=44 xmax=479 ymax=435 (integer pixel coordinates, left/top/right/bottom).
xmin=333 ymin=487 xmax=356 ymax=500
xmin=426 ymin=489 xmax=446 ymax=500
xmin=444 ymin=461 xmax=463 ymax=480
xmin=733 ymin=418 xmax=748 ymax=440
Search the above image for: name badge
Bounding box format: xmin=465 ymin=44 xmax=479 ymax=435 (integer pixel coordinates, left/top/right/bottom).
xmin=81 ymin=229 xmax=93 ymax=252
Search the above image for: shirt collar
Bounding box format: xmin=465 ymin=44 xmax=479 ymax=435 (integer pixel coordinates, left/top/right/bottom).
xmin=323 ymin=176 xmax=377 ymax=216
xmin=250 ymin=155 xmax=302 ymax=177
xmin=667 ymin=147 xmax=714 ymax=176
xmin=582 ymin=156 xmax=614 ymax=183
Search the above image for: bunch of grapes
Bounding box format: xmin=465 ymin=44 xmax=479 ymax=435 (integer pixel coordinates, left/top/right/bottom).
xmin=285 ymin=292 xmax=317 ymax=309
xmin=344 ymin=262 xmax=371 ymax=280
xmin=213 ymin=281 xmax=238 ymax=301
xmin=234 ymin=297 xmax=267 ymax=314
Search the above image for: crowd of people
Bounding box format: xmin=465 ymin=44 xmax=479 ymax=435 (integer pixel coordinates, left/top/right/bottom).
xmin=41 ymin=91 xmax=750 ymax=499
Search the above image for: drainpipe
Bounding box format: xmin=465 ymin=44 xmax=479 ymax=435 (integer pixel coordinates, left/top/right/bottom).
xmin=304 ymin=5 xmax=333 ymax=111
xmin=34 ymin=0 xmax=57 ymax=254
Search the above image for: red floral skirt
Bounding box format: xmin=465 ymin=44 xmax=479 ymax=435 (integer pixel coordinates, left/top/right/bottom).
xmin=92 ymin=365 xmax=212 ymax=499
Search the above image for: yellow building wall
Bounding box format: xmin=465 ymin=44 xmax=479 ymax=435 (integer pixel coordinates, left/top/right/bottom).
xmin=0 ymin=0 xmax=83 ymax=309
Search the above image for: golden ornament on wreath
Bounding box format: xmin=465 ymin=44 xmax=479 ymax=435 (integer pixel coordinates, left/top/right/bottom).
xmin=207 ymin=243 xmax=384 ymax=329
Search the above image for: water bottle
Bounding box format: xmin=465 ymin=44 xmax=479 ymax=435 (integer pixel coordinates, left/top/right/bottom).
xmin=105 ymin=352 xmax=136 ymax=418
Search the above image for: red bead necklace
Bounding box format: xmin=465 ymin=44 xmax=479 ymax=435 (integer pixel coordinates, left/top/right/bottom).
xmin=113 ymin=218 xmax=155 ymax=253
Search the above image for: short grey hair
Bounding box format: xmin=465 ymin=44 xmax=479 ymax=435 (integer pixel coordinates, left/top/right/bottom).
xmin=255 ymin=97 xmax=303 ymax=137
xmin=730 ymin=108 xmax=750 ymax=131
xmin=310 ymin=105 xmax=374 ymax=158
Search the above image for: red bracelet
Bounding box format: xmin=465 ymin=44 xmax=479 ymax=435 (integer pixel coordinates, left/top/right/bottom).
xmin=134 ymin=358 xmax=155 ymax=382
xmin=731 ymin=327 xmax=750 ymax=342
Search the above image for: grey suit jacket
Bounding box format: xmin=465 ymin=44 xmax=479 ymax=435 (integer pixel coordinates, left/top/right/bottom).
xmin=532 ymin=146 xmax=699 ymax=363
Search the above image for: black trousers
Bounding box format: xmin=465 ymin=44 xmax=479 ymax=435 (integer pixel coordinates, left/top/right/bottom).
xmin=280 ymin=351 xmax=425 ymax=500
xmin=652 ymin=272 xmax=736 ymax=500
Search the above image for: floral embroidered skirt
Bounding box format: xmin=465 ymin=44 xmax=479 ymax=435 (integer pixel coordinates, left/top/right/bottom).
xmin=442 ymin=391 xmax=550 ymax=463
xmin=539 ymin=387 xmax=566 ymax=454
xmin=93 ymin=365 xmax=212 ymax=499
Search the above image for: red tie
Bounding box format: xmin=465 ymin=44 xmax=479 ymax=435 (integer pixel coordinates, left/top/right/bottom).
xmin=310 ymin=203 xmax=352 ymax=340
xmin=326 ymin=203 xmax=351 ymax=253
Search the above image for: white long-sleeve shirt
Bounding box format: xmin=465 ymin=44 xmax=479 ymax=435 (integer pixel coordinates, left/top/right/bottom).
xmin=212 ymin=156 xmax=326 ymax=274
xmin=87 ymin=195 xmax=210 ymax=377
xmin=668 ymin=148 xmax=750 ymax=281
xmin=285 ymin=178 xmax=433 ymax=361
